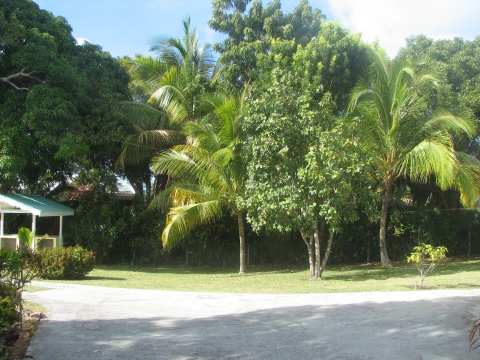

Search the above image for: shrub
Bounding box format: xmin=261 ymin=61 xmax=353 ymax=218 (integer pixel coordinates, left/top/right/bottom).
xmin=0 ymin=246 xmax=36 ymax=325
xmin=406 ymin=243 xmax=447 ymax=289
xmin=34 ymin=246 xmax=95 ymax=280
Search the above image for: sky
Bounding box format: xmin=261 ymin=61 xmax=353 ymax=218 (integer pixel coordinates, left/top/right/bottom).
xmin=35 ymin=0 xmax=480 ymax=59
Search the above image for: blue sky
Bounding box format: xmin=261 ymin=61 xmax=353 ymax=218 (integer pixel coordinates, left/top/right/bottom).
xmin=35 ymin=0 xmax=480 ymax=59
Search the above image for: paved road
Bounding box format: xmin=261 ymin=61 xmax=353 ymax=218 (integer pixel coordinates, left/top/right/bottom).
xmin=24 ymin=282 xmax=480 ymax=360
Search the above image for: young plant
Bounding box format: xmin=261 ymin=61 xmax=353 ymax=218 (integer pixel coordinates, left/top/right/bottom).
xmin=406 ymin=243 xmax=447 ymax=289
xmin=0 ymin=228 xmax=38 ymax=357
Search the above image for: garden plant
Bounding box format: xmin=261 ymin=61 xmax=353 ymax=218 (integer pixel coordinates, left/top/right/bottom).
xmin=407 ymin=243 xmax=448 ymax=289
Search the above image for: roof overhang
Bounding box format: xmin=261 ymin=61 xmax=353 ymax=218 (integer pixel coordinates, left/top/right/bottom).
xmin=0 ymin=194 xmax=74 ymax=217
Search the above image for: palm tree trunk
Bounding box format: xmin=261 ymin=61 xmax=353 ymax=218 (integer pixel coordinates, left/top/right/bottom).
xmin=237 ymin=212 xmax=246 ymax=274
xmin=379 ymin=187 xmax=393 ymax=267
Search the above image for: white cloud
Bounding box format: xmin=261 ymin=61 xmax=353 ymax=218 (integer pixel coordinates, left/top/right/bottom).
xmin=76 ymin=37 xmax=89 ymax=45
xmin=323 ymin=0 xmax=480 ymax=57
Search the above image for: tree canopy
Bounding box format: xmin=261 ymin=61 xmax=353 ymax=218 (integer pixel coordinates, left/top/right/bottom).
xmin=0 ymin=0 xmax=131 ymax=194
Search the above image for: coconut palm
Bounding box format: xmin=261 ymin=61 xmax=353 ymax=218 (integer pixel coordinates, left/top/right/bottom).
xmin=150 ymin=92 xmax=248 ymax=273
xmin=116 ymin=18 xmax=216 ymax=193
xmin=349 ymin=47 xmax=480 ymax=267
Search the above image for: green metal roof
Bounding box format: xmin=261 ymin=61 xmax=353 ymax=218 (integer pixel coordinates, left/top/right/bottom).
xmin=0 ymin=194 xmax=74 ymax=217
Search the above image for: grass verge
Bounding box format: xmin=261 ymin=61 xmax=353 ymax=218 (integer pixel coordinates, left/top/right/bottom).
xmin=35 ymin=257 xmax=480 ymax=294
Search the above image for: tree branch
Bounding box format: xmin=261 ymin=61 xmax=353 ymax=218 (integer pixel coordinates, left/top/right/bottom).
xmin=0 ymin=67 xmax=43 ymax=91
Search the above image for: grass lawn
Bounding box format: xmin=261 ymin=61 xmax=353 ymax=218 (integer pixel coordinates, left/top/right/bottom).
xmin=34 ymin=257 xmax=480 ymax=294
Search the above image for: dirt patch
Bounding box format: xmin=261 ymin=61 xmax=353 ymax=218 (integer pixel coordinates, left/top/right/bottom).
xmin=2 ymin=309 xmax=44 ymax=359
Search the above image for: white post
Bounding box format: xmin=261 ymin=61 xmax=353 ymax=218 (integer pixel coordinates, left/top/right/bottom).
xmin=0 ymin=212 xmax=3 ymax=250
xmin=31 ymin=214 xmax=37 ymax=251
xmin=59 ymin=216 xmax=64 ymax=247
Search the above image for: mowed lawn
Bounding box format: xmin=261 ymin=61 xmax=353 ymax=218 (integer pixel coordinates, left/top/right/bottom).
xmin=35 ymin=257 xmax=480 ymax=294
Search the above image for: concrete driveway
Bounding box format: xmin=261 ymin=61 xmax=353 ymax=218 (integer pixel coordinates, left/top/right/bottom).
xmin=24 ymin=281 xmax=480 ymax=360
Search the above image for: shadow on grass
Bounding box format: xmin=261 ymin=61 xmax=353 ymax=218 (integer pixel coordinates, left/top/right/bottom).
xmin=82 ymin=276 xmax=127 ymax=281
xmin=93 ymin=264 xmax=301 ymax=276
xmin=94 ymin=257 xmax=480 ymax=277
xmin=325 ymin=257 xmax=480 ymax=283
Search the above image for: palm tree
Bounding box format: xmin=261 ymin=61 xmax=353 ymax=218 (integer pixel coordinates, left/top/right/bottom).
xmin=150 ymin=92 xmax=248 ymax=273
xmin=116 ymin=18 xmax=216 ymax=197
xmin=143 ymin=17 xmax=215 ymax=125
xmin=349 ymin=47 xmax=480 ymax=267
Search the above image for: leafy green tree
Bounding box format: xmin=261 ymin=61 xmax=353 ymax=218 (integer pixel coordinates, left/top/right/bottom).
xmin=349 ymin=47 xmax=480 ymax=267
xmin=238 ymin=20 xmax=372 ymax=278
xmin=151 ymin=92 xmax=248 ymax=273
xmin=243 ymin=65 xmax=374 ymax=279
xmin=209 ymin=0 xmax=324 ymax=88
xmin=0 ymin=0 xmax=131 ymax=194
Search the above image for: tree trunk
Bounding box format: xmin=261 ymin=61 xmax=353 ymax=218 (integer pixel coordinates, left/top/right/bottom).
xmin=319 ymin=231 xmax=334 ymax=278
xmin=313 ymin=221 xmax=323 ymax=280
xmin=468 ymin=230 xmax=472 ymax=257
xmin=301 ymin=231 xmax=315 ymax=279
xmin=237 ymin=212 xmax=246 ymax=274
xmin=379 ymin=187 xmax=393 ymax=267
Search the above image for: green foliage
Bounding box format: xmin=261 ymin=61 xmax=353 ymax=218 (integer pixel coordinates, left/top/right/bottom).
xmin=117 ymin=18 xmax=215 ymax=202
xmin=0 ymin=234 xmax=36 ymax=328
xmin=34 ymin=246 xmax=95 ymax=280
xmin=63 ymin=168 xmax=120 ymax=262
xmin=17 ymin=227 xmax=34 ymax=249
xmin=242 ymin=62 xmax=375 ymax=279
xmin=349 ymin=46 xmax=480 ymax=267
xmin=151 ymin=91 xmax=249 ymax=273
xmin=209 ymin=0 xmax=325 ymax=87
xmin=113 ymin=205 xmax=166 ymax=265
xmin=406 ymin=243 xmax=447 ymax=288
xmin=0 ymin=0 xmax=131 ymax=193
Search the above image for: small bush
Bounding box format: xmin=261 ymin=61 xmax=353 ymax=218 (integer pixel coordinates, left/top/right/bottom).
xmin=0 ymin=245 xmax=36 ymax=327
xmin=34 ymin=246 xmax=95 ymax=280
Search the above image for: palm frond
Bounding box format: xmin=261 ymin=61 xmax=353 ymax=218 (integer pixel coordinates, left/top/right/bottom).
xmin=148 ymin=35 xmax=185 ymax=68
xmin=162 ymin=200 xmax=224 ymax=249
xmin=421 ymin=110 xmax=477 ymax=138
xmin=150 ymin=181 xmax=213 ymax=211
xmin=116 ymin=130 xmax=185 ymax=169
xmin=455 ymin=152 xmax=480 ymax=208
xmin=212 ymin=147 xmax=235 ymax=168
xmin=152 ymin=149 xmax=200 ymax=179
xmin=184 ymin=122 xmax=221 ymax=153
xmin=120 ymin=101 xmax=167 ymax=131
xmin=399 ymin=132 xmax=457 ymax=189
xmin=131 ymin=56 xmax=168 ymax=92
xmin=351 ymin=113 xmax=390 ymax=155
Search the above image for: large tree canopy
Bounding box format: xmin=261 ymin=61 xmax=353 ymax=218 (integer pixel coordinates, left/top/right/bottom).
xmin=209 ymin=0 xmax=324 ymax=88
xmin=0 ymin=0 xmax=131 ymax=194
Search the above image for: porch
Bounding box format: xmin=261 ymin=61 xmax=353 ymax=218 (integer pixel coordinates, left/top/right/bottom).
xmin=0 ymin=194 xmax=74 ymax=251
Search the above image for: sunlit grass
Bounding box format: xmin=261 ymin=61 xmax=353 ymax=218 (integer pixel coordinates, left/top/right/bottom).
xmin=36 ymin=257 xmax=480 ymax=294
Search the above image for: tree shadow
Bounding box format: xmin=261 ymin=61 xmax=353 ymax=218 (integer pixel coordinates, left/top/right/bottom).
xmin=81 ymin=276 xmax=126 ymax=281
xmin=26 ymin=290 xmax=479 ymax=360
